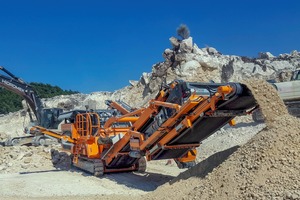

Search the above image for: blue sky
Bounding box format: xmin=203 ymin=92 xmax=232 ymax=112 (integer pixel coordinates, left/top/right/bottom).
xmin=0 ymin=0 xmax=299 ymax=93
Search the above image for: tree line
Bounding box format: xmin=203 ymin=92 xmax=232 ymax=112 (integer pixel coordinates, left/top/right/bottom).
xmin=0 ymin=82 xmax=78 ymax=114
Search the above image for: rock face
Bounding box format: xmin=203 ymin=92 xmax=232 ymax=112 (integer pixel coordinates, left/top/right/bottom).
xmin=112 ymin=37 xmax=300 ymax=108
xmin=258 ymin=52 xmax=275 ymax=59
xmin=34 ymin=37 xmax=300 ymax=114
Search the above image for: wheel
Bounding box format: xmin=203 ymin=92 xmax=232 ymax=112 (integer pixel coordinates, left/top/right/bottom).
xmin=11 ymin=139 xmax=20 ymax=146
xmin=137 ymin=156 xmax=147 ymax=173
xmin=93 ymin=160 xmax=104 ymax=177
xmin=39 ymin=138 xmax=46 ymax=146
xmin=33 ymin=135 xmax=44 ymax=146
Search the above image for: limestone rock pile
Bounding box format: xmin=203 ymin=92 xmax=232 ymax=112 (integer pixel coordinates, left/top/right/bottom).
xmin=0 ymin=145 xmax=55 ymax=173
xmin=39 ymin=37 xmax=300 ymax=111
xmin=0 ymin=111 xmax=31 ymax=137
xmin=142 ymin=37 xmax=300 ymax=102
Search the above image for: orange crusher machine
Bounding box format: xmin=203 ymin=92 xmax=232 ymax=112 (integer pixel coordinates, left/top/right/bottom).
xmin=31 ymin=80 xmax=257 ymax=176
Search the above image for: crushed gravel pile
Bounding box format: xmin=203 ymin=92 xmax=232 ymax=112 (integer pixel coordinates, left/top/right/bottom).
xmin=243 ymin=79 xmax=288 ymax=127
xmin=0 ymin=145 xmax=56 ymax=173
xmin=145 ymin=80 xmax=300 ymax=200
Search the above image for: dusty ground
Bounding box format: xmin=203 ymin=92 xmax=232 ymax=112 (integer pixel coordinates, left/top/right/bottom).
xmin=0 ymin=142 xmax=184 ymax=199
xmin=0 ymin=159 xmax=184 ymax=200
xmin=0 ymin=120 xmax=264 ymax=200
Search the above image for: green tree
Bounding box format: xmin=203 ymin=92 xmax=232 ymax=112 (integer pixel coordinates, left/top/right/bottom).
xmin=0 ymin=82 xmax=79 ymax=114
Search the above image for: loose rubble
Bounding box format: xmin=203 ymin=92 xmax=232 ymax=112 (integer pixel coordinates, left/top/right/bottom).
xmin=0 ymin=145 xmax=56 ymax=173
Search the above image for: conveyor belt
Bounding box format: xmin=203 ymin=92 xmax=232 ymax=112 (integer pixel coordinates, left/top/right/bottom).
xmin=105 ymin=81 xmax=257 ymax=165
xmin=152 ymin=83 xmax=257 ymax=160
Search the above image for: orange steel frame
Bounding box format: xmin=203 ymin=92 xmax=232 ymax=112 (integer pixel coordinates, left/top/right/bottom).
xmin=101 ymin=84 xmax=235 ymax=165
xmin=30 ymin=82 xmax=237 ymax=172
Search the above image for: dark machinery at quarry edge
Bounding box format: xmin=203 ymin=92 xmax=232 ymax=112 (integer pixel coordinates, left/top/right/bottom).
xmin=0 ymin=66 xmax=140 ymax=147
xmin=0 ymin=66 xmax=63 ymax=146
xmin=30 ymin=80 xmax=258 ymax=175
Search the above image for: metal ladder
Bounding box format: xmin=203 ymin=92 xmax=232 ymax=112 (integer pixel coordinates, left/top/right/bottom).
xmin=73 ymin=142 xmax=82 ymax=163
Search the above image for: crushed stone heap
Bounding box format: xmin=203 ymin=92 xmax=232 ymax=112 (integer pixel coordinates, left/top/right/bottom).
xmin=244 ymin=79 xmax=288 ymax=127
xmin=145 ymin=80 xmax=300 ymax=200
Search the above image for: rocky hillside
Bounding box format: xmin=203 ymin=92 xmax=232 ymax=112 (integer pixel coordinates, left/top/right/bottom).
xmin=43 ymin=36 xmax=300 ymax=111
